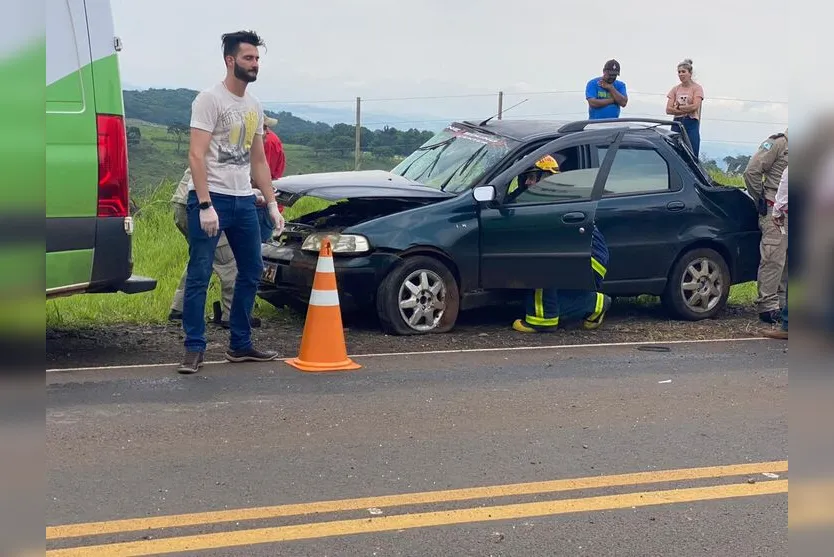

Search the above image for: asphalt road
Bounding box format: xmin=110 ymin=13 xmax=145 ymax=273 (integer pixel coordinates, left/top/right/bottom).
xmin=47 ymin=338 xmax=788 ymax=556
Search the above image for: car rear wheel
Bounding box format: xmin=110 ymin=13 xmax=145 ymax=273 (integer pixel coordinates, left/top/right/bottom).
xmin=376 ymin=255 xmax=460 ymax=335
xmin=661 ymin=247 xmax=731 ymax=321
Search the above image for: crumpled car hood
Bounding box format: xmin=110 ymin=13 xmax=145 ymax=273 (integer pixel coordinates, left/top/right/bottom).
xmin=271 ymin=170 xmax=454 ymax=206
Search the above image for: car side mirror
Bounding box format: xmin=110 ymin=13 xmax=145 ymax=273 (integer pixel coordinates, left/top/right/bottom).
xmin=472 ymin=185 xmax=496 ymax=203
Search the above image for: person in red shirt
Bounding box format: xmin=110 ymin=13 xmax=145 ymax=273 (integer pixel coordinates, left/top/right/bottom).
xmin=263 ymin=116 xmax=286 ymax=181
xmin=254 ymin=115 xmax=286 ymax=239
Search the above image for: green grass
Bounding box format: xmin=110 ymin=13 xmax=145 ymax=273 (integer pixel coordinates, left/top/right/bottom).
xmin=617 ymin=282 xmax=756 ymax=309
xmin=707 ymin=167 xmax=744 ymax=187
xmin=46 ymin=180 xmax=332 ymax=327
xmin=124 ymin=119 xmax=401 ymax=198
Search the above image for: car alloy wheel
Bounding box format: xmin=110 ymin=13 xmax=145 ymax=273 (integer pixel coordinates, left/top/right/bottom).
xmin=679 ymin=256 xmax=723 ymax=314
xmin=377 ymin=255 xmax=460 ymax=336
xmin=397 ymin=269 xmax=448 ymax=332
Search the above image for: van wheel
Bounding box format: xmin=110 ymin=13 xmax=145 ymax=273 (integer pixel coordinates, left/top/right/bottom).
xmin=661 ymin=248 xmax=730 ymax=321
xmin=376 ymin=256 xmax=460 ymax=335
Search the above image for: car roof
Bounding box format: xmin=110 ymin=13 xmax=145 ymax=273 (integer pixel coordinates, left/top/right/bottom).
xmin=460 ymin=119 xmax=573 ymax=141
xmin=459 ymin=117 xmax=679 ymax=143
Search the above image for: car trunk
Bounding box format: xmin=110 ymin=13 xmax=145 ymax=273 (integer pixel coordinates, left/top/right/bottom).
xmin=662 ymin=133 xmax=760 ymax=226
xmin=696 ymin=182 xmax=760 ymax=229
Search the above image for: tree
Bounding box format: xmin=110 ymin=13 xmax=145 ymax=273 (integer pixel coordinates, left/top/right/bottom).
xmin=700 ymin=156 xmax=719 ymax=174
xmin=167 ymin=123 xmax=189 ymax=153
xmin=328 ymin=136 xmax=354 ymax=157
xmin=374 ymin=146 xmax=396 ymax=159
xmin=310 ymin=136 xmax=330 ymax=157
xmin=723 ymin=155 xmax=752 ymax=174
xmin=331 ymin=123 xmax=355 ymax=138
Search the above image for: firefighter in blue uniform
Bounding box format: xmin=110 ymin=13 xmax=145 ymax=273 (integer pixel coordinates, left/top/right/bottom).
xmin=511 ymin=155 xmax=613 ymax=333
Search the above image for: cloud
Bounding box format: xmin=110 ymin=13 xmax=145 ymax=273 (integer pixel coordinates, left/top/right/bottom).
xmin=110 ymin=0 xmax=788 ymax=145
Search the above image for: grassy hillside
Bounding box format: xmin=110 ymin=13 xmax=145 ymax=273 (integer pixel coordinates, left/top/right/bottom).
xmin=125 ymin=119 xmax=403 ymax=197
xmin=123 ymin=88 xmax=434 ymax=168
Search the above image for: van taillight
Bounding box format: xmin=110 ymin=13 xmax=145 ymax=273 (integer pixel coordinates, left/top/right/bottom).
xmin=96 ymin=114 xmax=129 ymax=217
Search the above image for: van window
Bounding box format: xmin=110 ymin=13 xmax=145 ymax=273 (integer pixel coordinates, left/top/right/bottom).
xmin=46 ymin=0 xmax=84 ymax=106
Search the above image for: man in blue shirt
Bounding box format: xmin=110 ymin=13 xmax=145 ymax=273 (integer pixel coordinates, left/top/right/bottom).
xmin=585 ymin=59 xmax=628 ymax=119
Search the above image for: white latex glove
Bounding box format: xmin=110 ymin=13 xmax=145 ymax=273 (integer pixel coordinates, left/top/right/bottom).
xmin=200 ymin=206 xmax=219 ymax=237
xmin=253 ymin=188 xmax=266 ymax=206
xmin=268 ymin=201 xmax=285 ymax=236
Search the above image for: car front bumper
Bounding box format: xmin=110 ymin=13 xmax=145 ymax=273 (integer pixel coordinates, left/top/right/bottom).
xmin=257 ymin=243 xmax=400 ymax=312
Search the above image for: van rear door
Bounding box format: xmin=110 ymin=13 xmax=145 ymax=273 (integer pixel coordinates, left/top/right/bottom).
xmin=46 ymin=0 xmax=155 ymax=297
xmin=46 ymin=0 xmax=98 ymax=295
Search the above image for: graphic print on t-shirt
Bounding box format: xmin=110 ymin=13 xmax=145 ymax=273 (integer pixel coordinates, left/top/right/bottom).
xmin=218 ymin=109 xmax=260 ymax=166
xmin=677 ymin=92 xmax=690 ymax=106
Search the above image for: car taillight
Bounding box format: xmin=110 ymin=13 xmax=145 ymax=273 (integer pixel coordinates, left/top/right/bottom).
xmin=96 ymin=114 xmax=129 ymax=217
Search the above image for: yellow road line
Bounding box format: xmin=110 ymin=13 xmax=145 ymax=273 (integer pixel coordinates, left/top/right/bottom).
xmin=46 ymin=479 xmax=788 ymax=556
xmin=47 ymin=460 xmax=787 ymax=540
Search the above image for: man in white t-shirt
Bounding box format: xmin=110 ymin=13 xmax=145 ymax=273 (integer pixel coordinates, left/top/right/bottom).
xmin=178 ymin=30 xmax=285 ymax=374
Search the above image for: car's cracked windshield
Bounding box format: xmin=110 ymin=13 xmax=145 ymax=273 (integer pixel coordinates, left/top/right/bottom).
xmin=390 ymin=125 xmax=518 ymax=193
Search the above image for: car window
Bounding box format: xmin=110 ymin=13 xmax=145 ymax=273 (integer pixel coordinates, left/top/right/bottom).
xmin=506 ymin=146 xmax=599 ymax=204
xmin=390 ymin=126 xmax=518 ymax=193
xmin=598 ymin=146 xmax=671 ymax=196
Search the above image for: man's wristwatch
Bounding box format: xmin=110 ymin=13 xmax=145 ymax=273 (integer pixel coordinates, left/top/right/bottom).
xmin=198 ymin=201 xmax=212 ymax=210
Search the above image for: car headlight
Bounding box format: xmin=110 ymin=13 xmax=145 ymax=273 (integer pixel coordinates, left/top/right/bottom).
xmin=301 ymin=233 xmax=370 ymax=254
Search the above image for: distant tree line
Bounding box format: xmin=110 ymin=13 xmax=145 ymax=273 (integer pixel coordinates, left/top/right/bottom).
xmin=700 ymin=154 xmax=751 ymax=175
xmin=123 ymin=88 xmax=434 ymax=159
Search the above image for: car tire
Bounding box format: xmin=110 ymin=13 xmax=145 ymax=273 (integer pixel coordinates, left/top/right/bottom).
xmin=661 ymin=247 xmax=731 ymax=321
xmin=376 ymin=255 xmax=460 ymax=335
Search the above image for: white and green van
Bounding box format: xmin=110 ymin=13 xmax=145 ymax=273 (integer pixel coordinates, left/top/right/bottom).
xmin=46 ymin=0 xmax=155 ymax=298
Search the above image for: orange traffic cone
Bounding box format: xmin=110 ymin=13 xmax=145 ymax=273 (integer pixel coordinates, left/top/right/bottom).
xmin=286 ymin=238 xmax=361 ymax=372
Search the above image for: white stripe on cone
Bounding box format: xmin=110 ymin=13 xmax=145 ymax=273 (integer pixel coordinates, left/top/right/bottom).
xmin=316 ymin=256 xmax=335 ymax=274
xmin=309 ymin=288 xmax=340 ymax=306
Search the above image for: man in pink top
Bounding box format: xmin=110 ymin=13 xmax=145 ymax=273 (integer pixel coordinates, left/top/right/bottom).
xmin=665 ymin=59 xmax=704 ymax=157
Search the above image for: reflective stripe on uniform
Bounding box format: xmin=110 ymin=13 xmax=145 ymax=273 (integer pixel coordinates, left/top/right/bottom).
xmin=528 ymin=288 xmax=559 ymax=327
xmin=586 ymin=292 xmax=606 ymax=322
xmin=591 ymin=257 xmax=607 ymax=279
xmin=534 ymin=289 xmax=545 ymax=319
xmin=525 ymin=314 xmax=560 ymax=326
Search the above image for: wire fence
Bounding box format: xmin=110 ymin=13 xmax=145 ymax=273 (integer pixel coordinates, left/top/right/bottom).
xmin=256 ymin=89 xmax=788 ymax=166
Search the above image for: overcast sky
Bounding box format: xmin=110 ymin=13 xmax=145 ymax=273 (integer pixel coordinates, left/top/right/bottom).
xmin=111 ymin=0 xmax=790 ymax=149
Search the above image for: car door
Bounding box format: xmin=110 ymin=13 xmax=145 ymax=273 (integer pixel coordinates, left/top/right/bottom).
xmin=592 ymin=135 xmax=690 ymax=291
xmin=477 ymin=130 xmax=623 ymax=290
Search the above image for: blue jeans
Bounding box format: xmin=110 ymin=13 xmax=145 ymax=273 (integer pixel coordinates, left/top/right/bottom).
xmin=256 ymin=205 xmax=275 ymax=243
xmin=674 ymin=116 xmax=701 ymax=158
xmin=183 ymin=191 xmax=263 ymax=352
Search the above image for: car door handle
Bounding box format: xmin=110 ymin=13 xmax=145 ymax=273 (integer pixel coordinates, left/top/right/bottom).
xmin=562 ymin=212 xmax=586 ymax=223
xmin=666 ymin=201 xmax=685 ymax=211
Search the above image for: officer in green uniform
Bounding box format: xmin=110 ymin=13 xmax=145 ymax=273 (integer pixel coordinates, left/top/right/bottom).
xmin=743 ymin=129 xmax=789 ymax=323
